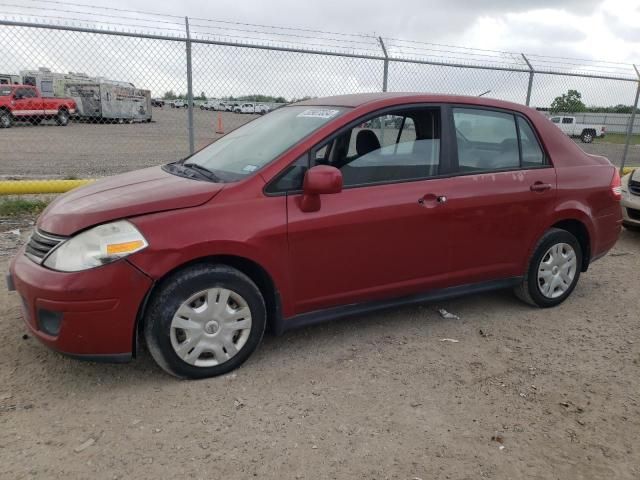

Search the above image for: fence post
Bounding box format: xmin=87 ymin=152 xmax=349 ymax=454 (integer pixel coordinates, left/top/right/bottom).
xmin=521 ymin=53 xmax=534 ymax=107
xmin=378 ymin=36 xmax=388 ymax=92
xmin=621 ymin=64 xmax=640 ymax=173
xmin=185 ymin=16 xmax=195 ymax=155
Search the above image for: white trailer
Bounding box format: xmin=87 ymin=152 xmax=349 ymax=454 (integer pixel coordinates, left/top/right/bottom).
xmin=64 ymin=82 xmax=152 ymax=122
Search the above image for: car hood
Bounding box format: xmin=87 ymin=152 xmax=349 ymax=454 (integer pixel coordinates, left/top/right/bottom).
xmin=38 ymin=166 xmax=225 ymax=236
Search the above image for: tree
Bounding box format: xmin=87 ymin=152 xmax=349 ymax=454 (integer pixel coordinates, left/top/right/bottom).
xmin=194 ymin=91 xmax=207 ymax=101
xmin=550 ymin=89 xmax=586 ymax=113
xmin=162 ymin=90 xmax=177 ymax=100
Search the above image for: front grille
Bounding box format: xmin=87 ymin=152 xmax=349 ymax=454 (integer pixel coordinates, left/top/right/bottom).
xmin=628 ymin=208 xmax=640 ymax=221
xmin=25 ymin=229 xmax=67 ymax=264
xmin=629 ymin=179 xmax=640 ymax=196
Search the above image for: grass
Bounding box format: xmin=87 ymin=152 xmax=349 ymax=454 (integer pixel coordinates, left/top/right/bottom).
xmin=0 ymin=198 xmax=49 ymax=217
xmin=594 ymin=133 xmax=640 ymax=145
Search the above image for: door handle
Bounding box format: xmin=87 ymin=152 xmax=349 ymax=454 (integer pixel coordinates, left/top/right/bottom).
xmin=418 ymin=194 xmax=447 ymax=207
xmin=530 ymin=182 xmax=552 ymax=192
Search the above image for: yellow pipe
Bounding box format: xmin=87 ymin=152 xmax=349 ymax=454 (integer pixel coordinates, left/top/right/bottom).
xmin=622 ymin=167 xmax=636 ymax=176
xmin=0 ymin=179 xmax=95 ymax=195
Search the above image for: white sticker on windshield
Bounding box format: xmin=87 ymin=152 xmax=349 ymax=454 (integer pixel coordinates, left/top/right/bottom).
xmin=243 ymin=164 xmax=258 ymax=172
xmin=297 ymin=109 xmax=340 ymax=119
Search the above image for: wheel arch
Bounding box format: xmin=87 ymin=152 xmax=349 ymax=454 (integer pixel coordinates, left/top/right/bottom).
xmin=549 ymin=218 xmax=591 ymax=272
xmin=133 ymin=254 xmax=283 ymax=357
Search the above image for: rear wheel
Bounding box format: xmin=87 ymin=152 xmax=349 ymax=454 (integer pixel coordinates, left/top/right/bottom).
xmin=514 ymin=228 xmax=582 ymax=308
xmin=580 ymin=130 xmax=594 ymax=143
xmin=55 ymin=109 xmax=69 ymax=126
xmin=144 ymin=264 xmax=266 ymax=379
xmin=0 ymin=110 xmax=13 ymax=128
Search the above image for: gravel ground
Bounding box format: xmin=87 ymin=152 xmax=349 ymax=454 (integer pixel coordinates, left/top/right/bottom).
xmin=1 ymin=108 xmax=638 ymax=179
xmin=0 ymin=217 xmax=639 ymax=479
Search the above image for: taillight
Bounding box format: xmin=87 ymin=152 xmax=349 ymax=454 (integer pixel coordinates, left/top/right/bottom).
xmin=611 ymin=169 xmax=622 ymax=201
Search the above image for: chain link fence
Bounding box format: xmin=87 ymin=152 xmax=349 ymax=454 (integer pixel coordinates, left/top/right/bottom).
xmin=0 ymin=8 xmax=639 ymax=180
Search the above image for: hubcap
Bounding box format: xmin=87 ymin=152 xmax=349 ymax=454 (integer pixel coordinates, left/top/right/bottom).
xmin=170 ymin=288 xmax=252 ymax=367
xmin=537 ymin=243 xmax=577 ymax=299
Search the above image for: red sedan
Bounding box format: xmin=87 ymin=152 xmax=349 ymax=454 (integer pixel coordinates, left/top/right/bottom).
xmin=7 ymin=93 xmax=622 ymax=379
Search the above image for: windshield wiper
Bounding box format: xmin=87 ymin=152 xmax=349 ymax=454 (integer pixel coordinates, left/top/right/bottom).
xmin=182 ymin=163 xmax=222 ymax=182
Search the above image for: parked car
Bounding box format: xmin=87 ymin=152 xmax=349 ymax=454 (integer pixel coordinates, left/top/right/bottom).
xmin=7 ymin=93 xmax=622 ymax=379
xmin=151 ymin=99 xmax=165 ymax=108
xmin=200 ymin=101 xmax=227 ymax=111
xmin=172 ymin=99 xmax=188 ymax=109
xmin=549 ymin=115 xmax=606 ymax=143
xmin=620 ymin=169 xmax=640 ymax=231
xmin=255 ymin=103 xmax=271 ymax=114
xmin=234 ymin=102 xmax=269 ymax=114
xmin=0 ymin=84 xmax=76 ymax=128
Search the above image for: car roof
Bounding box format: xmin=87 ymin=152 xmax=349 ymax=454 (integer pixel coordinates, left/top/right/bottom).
xmin=295 ymin=92 xmax=534 ymax=114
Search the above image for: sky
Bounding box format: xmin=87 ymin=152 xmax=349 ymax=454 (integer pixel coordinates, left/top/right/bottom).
xmin=1 ymin=0 xmax=639 ymax=105
xmin=138 ymin=0 xmax=640 ymax=64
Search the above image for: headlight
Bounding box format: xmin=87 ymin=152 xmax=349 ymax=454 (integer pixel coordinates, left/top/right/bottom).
xmin=43 ymin=220 xmax=148 ymax=272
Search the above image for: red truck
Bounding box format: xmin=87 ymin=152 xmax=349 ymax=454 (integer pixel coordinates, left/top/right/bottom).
xmin=0 ymin=84 xmax=76 ymax=128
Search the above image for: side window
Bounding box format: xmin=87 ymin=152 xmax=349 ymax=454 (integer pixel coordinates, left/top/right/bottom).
xmin=517 ymin=117 xmax=545 ymax=168
xmin=14 ymin=88 xmax=28 ymax=99
xmin=517 ymin=117 xmax=545 ymax=167
xmin=562 ymin=117 xmax=574 ymax=124
xmin=551 ymin=117 xmax=560 ymax=124
xmin=265 ymin=154 xmax=308 ymax=194
xmin=317 ymin=108 xmax=441 ymax=187
xmin=453 ymin=108 xmax=519 ymax=172
xmin=24 ymin=88 xmax=37 ymax=98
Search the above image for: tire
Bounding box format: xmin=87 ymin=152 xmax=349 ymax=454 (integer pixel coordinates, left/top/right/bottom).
xmin=200 ymin=106 xmax=205 ymax=110
xmin=514 ymin=228 xmax=582 ymax=308
xmin=623 ymin=222 xmax=640 ymax=232
xmin=55 ymin=109 xmax=69 ymax=126
xmin=144 ymin=264 xmax=267 ymax=379
xmin=580 ymin=130 xmax=594 ymax=143
xmin=0 ymin=110 xmax=13 ymax=128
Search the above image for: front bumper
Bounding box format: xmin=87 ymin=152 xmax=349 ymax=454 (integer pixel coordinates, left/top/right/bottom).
xmin=621 ymin=191 xmax=640 ymax=227
xmin=8 ymin=248 xmax=153 ymax=359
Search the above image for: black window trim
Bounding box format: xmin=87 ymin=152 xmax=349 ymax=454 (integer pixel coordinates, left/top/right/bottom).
xmin=449 ymin=104 xmax=552 ymax=177
xmin=264 ymin=102 xmax=552 ymax=196
xmin=264 ymin=102 xmax=452 ymax=195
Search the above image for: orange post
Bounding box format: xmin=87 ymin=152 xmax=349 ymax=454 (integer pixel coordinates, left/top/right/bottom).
xmin=215 ymin=112 xmax=224 ymax=134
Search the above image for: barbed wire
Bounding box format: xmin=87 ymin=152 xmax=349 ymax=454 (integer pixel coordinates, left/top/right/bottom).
xmin=0 ymin=0 xmax=636 ymax=80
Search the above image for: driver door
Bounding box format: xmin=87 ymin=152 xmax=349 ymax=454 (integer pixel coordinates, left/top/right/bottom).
xmin=285 ymin=106 xmax=455 ymax=315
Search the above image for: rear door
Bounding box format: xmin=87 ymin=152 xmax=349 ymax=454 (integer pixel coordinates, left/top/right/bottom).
xmin=283 ymin=105 xmax=455 ymax=314
xmin=561 ymin=116 xmax=576 ymax=136
xmin=444 ymin=106 xmax=557 ymax=283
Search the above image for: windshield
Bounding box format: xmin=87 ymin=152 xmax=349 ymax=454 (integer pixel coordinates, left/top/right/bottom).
xmin=0 ymin=87 xmax=12 ymax=96
xmin=184 ymin=105 xmax=346 ymax=181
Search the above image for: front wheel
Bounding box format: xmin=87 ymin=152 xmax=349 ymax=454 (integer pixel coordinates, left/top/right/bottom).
xmin=55 ymin=109 xmax=70 ymax=126
xmin=144 ymin=264 xmax=266 ymax=379
xmin=514 ymin=228 xmax=582 ymax=308
xmin=0 ymin=110 xmax=13 ymax=128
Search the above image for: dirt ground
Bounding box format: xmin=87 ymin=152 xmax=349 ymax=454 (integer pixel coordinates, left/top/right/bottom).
xmin=0 ymin=108 xmax=639 ymax=179
xmin=0 ymin=216 xmax=639 ymax=479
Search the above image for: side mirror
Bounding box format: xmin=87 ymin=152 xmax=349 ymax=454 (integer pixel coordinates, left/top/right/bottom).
xmin=300 ymin=165 xmax=343 ymax=212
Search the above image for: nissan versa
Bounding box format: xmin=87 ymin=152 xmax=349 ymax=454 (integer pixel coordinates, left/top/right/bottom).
xmin=7 ymin=93 xmax=623 ymax=379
